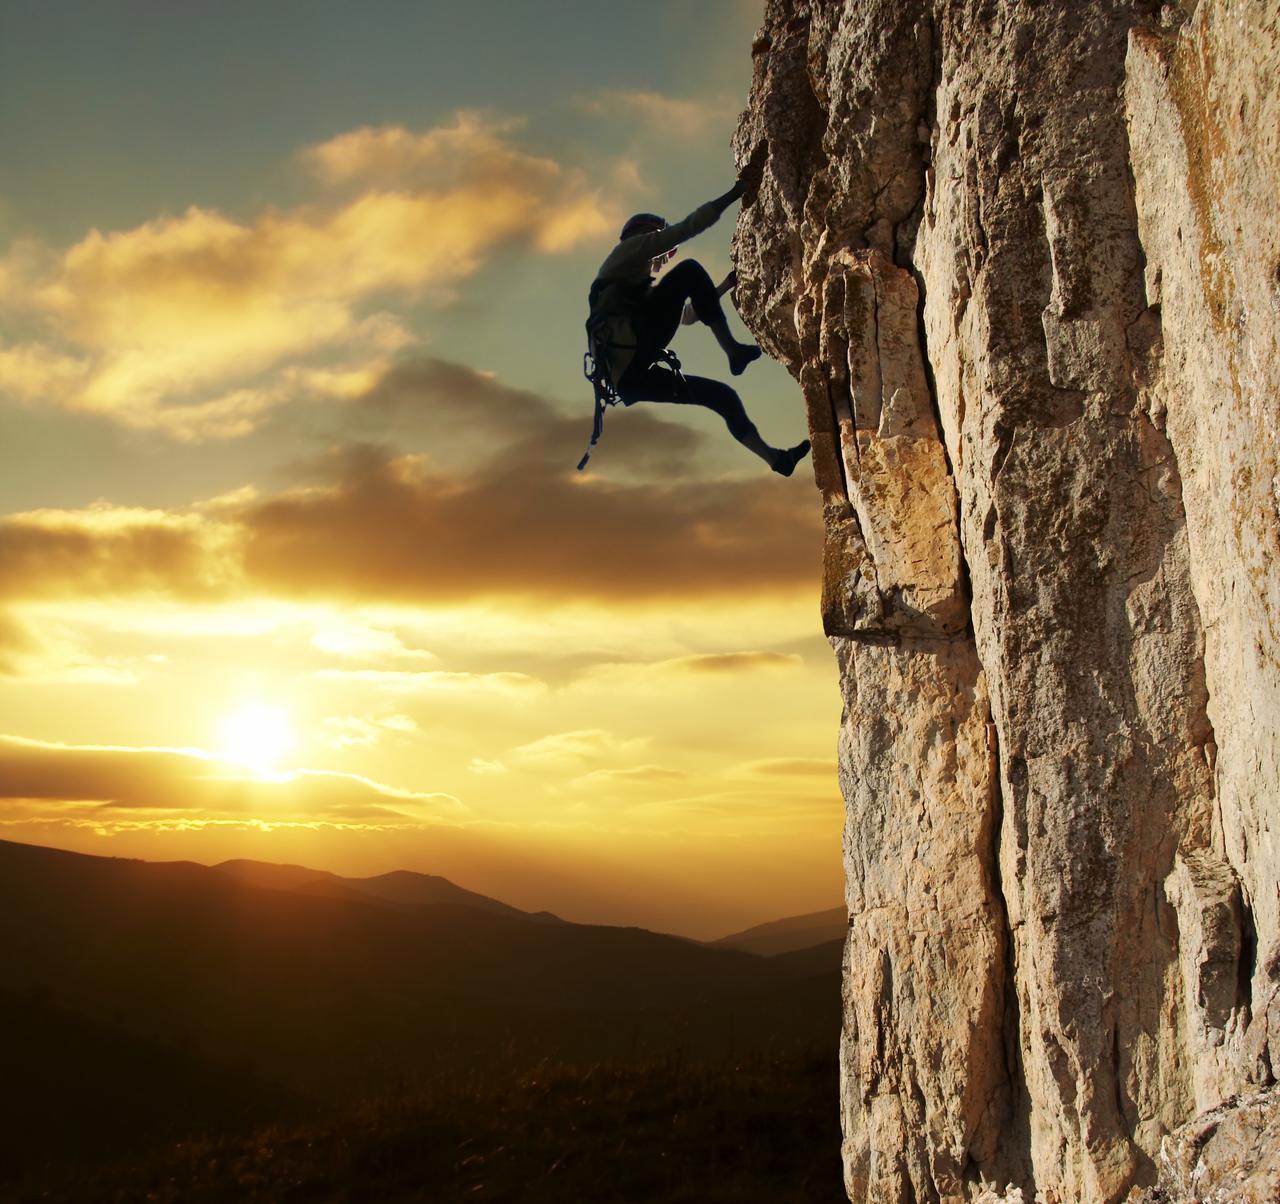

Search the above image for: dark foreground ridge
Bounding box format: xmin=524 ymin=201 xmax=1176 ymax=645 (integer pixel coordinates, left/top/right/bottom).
xmin=17 ymin=1052 xmax=843 ymax=1204
xmin=0 ymin=838 xmax=843 ymax=1198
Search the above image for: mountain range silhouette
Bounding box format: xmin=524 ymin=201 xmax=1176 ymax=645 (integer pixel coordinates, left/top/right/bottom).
xmin=0 ymin=837 xmax=840 ymax=1188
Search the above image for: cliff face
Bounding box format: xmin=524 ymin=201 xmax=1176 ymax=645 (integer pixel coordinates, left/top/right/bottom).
xmin=732 ymin=2 xmax=1279 ymax=1200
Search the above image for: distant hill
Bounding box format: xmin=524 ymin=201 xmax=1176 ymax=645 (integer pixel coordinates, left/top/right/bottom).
xmin=0 ymin=836 xmax=838 ymax=1185
xmin=214 ymin=858 xmax=540 ymax=919
xmin=711 ymin=906 xmax=847 ymax=957
xmin=2 ymin=839 xmax=849 ymax=1187
xmin=768 ymin=938 xmax=845 ymax=977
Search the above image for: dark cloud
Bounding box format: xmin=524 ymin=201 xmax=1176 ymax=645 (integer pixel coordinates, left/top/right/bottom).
xmin=361 ymin=356 xmax=559 ymax=437
xmin=0 ymin=511 xmax=226 ymax=601
xmin=346 ymin=355 xmax=708 ymax=480
xmin=244 ymin=356 xmax=820 ymax=603
xmin=242 ymin=439 xmax=818 ymax=603
xmin=0 ymin=357 xmax=820 ymax=608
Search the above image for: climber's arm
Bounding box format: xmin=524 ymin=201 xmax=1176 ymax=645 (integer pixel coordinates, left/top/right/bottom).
xmin=625 ymin=171 xmax=752 ymax=260
xmin=609 ymin=147 xmax=767 ymax=274
xmin=625 ymin=199 xmax=722 ymax=263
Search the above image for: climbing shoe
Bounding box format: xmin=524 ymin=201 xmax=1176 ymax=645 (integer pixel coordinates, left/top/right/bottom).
xmin=729 ymin=344 xmax=763 ymax=376
xmin=771 ymin=439 xmax=811 ymax=477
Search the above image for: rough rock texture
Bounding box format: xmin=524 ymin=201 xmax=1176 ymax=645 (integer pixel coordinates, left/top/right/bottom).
xmin=1132 ymin=1087 xmax=1280 ymax=1203
xmin=732 ymin=2 xmax=1279 ymax=1200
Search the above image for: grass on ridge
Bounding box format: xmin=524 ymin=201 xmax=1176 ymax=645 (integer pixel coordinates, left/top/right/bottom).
xmin=22 ymin=1047 xmax=845 ymax=1204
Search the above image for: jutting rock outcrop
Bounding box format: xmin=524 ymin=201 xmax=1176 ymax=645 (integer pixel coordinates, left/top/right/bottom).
xmin=731 ymin=1 xmax=1279 ymax=1200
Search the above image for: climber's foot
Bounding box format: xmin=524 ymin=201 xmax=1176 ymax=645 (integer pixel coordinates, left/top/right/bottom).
xmin=729 ymin=343 xmax=763 ymax=376
xmin=771 ymin=439 xmax=811 ymax=477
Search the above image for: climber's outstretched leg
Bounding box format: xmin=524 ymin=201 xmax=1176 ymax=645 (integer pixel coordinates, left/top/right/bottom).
xmin=619 ymin=363 xmax=809 ymax=476
xmin=639 ymin=260 xmax=762 ymax=377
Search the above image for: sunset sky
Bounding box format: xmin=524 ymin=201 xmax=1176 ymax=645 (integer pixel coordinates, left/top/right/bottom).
xmin=0 ymin=0 xmax=840 ymax=939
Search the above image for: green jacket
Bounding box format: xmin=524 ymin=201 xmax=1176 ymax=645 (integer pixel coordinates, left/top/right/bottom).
xmin=588 ymin=200 xmax=721 ymax=384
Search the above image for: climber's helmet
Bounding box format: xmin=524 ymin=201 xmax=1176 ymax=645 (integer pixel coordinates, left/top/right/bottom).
xmin=619 ymin=212 xmax=666 ymax=241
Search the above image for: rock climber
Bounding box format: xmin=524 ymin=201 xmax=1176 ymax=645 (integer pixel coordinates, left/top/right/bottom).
xmin=582 ymin=154 xmax=811 ymax=476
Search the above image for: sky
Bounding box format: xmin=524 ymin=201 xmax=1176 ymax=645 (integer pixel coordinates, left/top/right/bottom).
xmin=0 ymin=0 xmax=841 ymax=939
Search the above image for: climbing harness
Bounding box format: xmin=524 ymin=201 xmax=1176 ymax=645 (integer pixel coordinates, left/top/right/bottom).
xmin=578 ymin=311 xmax=623 ymax=472
xmin=578 ymin=310 xmax=685 ymax=472
xmin=578 ymin=272 xmax=690 ymax=471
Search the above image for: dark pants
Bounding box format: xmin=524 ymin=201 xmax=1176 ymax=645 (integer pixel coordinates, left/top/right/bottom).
xmin=617 ymin=260 xmax=761 ymax=446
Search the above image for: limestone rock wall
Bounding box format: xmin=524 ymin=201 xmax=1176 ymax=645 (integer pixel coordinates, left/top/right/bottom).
xmin=732 ymin=2 xmax=1279 ymax=1200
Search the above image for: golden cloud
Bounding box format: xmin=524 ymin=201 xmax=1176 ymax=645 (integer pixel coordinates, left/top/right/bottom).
xmin=0 ymin=735 xmax=462 ymax=830
xmin=0 ymin=342 xmax=90 ymax=403
xmin=300 ymin=111 xmax=599 ymax=217
xmin=0 ymin=114 xmax=613 ymax=438
xmin=303 ymin=113 xmax=545 ymax=185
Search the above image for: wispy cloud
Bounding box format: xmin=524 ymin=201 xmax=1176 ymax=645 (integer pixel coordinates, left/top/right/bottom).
xmin=310 ymin=623 xmax=437 ymax=664
xmin=0 ymin=734 xmax=463 ymax=830
xmin=576 ymin=89 xmax=736 ymax=140
xmin=578 ymin=651 xmax=803 ymax=686
xmin=734 ymin=757 xmax=835 ymax=778
xmin=507 ymin=728 xmax=648 ymax=771
xmin=319 ymin=713 xmax=418 ymax=749
xmin=570 ymin=764 xmax=687 ymax=789
xmin=313 ymin=668 xmax=547 ymax=696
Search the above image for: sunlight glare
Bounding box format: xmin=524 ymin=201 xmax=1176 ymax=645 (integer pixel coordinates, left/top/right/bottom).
xmin=219 ymin=702 xmax=295 ymax=775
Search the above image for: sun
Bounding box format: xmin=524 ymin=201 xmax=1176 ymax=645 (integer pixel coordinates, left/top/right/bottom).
xmin=218 ymin=702 xmax=295 ymax=775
